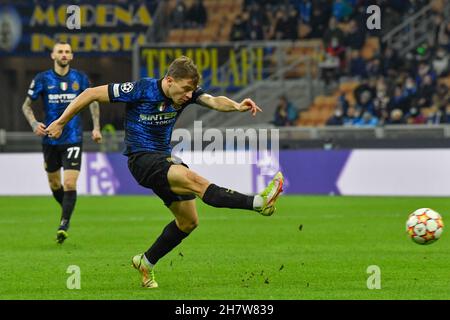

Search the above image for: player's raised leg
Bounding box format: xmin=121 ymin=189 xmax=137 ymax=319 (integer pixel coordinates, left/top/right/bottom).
xmin=56 ymin=169 xmax=80 ymax=244
xmin=167 ymin=164 xmax=284 ymax=215
xmin=132 ymin=199 xmax=198 ymax=288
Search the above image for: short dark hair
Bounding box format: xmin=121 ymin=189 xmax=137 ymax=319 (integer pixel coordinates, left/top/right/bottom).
xmin=167 ymin=56 xmax=200 ymax=87
xmin=52 ymin=41 xmax=72 ymax=52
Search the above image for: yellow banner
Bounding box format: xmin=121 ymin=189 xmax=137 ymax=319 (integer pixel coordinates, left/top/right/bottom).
xmin=140 ymin=46 xmax=265 ymax=88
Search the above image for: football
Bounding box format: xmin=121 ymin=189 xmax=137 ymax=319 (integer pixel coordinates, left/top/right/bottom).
xmin=406 ymin=208 xmax=444 ymax=245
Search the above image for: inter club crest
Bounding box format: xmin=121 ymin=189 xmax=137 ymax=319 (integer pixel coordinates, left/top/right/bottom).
xmin=60 ymin=82 xmax=68 ymax=91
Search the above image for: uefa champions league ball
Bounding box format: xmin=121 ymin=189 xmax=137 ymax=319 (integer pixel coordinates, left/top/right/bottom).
xmin=406 ymin=208 xmax=444 ymax=245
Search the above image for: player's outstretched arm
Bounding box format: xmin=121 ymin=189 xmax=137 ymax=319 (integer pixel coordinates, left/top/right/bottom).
xmin=21 ymin=97 xmax=46 ymax=136
xmin=46 ymin=85 xmax=109 ymax=139
xmin=88 ymin=100 xmax=102 ymax=143
xmin=197 ymin=94 xmax=262 ymax=116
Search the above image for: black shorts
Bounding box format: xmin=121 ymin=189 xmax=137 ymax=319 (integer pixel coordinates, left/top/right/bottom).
xmin=127 ymin=151 xmax=196 ymax=207
xmin=42 ymin=142 xmax=82 ymax=172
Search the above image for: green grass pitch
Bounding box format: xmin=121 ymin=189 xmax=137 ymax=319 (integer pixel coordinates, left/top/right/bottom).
xmin=0 ymin=195 xmax=449 ymax=300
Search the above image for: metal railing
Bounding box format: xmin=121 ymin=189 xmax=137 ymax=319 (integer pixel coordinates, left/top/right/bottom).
xmin=382 ymin=1 xmax=450 ymax=55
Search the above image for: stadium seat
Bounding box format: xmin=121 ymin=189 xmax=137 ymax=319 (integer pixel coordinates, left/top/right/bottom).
xmin=339 ymin=81 xmax=359 ymax=94
xmin=299 ymin=24 xmax=311 ymax=38
xmin=438 ymin=76 xmax=450 ymax=88
xmin=361 ymin=37 xmax=380 ymax=60
xmin=313 ymin=95 xmax=327 ymax=107
xmin=198 ymin=26 xmax=219 ymax=42
xmin=168 ymin=29 xmax=184 ymax=43
xmin=183 ymin=29 xmax=200 ymax=44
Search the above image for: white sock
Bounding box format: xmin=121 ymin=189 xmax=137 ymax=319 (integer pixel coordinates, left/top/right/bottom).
xmin=143 ymin=254 xmax=154 ymax=269
xmin=253 ymin=195 xmax=264 ymax=210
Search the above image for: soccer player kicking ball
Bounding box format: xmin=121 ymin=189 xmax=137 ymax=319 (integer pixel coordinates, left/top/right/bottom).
xmin=46 ymin=56 xmax=283 ymax=288
xmin=22 ymin=41 xmax=102 ymax=244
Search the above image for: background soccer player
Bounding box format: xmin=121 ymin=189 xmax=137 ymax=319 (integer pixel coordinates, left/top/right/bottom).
xmin=21 ymin=41 xmax=103 ymax=244
xmin=45 ymin=56 xmax=283 ymax=287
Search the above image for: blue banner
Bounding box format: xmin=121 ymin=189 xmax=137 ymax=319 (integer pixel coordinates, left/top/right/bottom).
xmin=0 ymin=1 xmax=157 ymax=56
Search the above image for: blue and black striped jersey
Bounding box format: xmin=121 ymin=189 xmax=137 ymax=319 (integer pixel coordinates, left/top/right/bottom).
xmin=28 ymin=68 xmax=90 ymax=145
xmin=107 ymin=78 xmax=204 ymax=155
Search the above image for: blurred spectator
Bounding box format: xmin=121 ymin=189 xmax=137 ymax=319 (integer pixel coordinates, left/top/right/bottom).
xmin=323 ymin=17 xmax=346 ymax=75
xmin=296 ymin=0 xmax=312 ymax=24
xmin=230 ymin=14 xmax=248 ymax=41
xmin=337 ymin=93 xmax=350 ymax=115
xmin=326 ymin=106 xmax=345 ymax=125
xmin=286 ymin=98 xmax=299 ymax=125
xmin=354 ymin=79 xmax=376 ymax=106
xmin=186 ymin=0 xmax=207 ymax=28
xmin=416 ymin=74 xmax=435 ymax=109
xmin=309 ymin=1 xmax=330 ymax=38
xmin=248 ymin=2 xmax=271 ymax=27
xmin=319 ymin=53 xmax=341 ymax=86
xmin=365 ymin=56 xmax=383 ymax=79
xmin=442 ymin=104 xmax=450 ymax=124
xmin=323 ymin=17 xmax=345 ymax=50
xmin=273 ymin=9 xmax=298 ymax=40
xmin=171 ymin=0 xmax=188 ymax=28
xmin=344 ymin=19 xmax=366 ymax=51
xmin=403 ymin=76 xmax=418 ymax=98
xmin=271 ymin=96 xmax=299 ymax=126
xmin=427 ymin=89 xmax=450 ymax=124
xmin=373 ymin=80 xmax=390 ymax=123
xmin=247 ymin=18 xmax=264 ymax=41
xmin=415 ymin=62 xmax=436 ymax=87
xmin=353 ymin=111 xmax=379 ymax=127
xmin=343 ymin=106 xmax=360 ymax=126
xmin=432 ymin=47 xmax=449 ymax=77
xmin=256 ymin=3 xmax=276 ymax=39
xmin=405 ymin=107 xmax=427 ymax=124
xmin=427 ymin=104 xmax=444 ymax=124
xmin=436 ymin=83 xmax=450 ymax=105
xmin=355 ymin=90 xmax=375 ymax=115
xmin=441 ymin=105 xmax=450 ymax=124
xmin=388 ymin=85 xmax=410 ymax=114
xmin=286 ymin=6 xmax=300 ymax=40
xmin=272 ymin=100 xmax=288 ymax=126
xmin=349 ymin=50 xmax=367 ymax=78
xmin=387 ymin=109 xmax=406 ymax=124
xmin=332 ymin=0 xmax=353 ymax=22
xmin=382 ymin=46 xmax=401 ymax=76
xmin=278 ymin=96 xmax=299 ymax=125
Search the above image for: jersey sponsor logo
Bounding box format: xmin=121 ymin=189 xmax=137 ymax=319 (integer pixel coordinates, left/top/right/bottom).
xmin=60 ymin=82 xmax=68 ymax=91
xmin=48 ymin=93 xmax=77 ymax=103
xmin=120 ymin=82 xmax=134 ymax=93
xmin=139 ymin=111 xmax=178 ymax=125
xmin=72 ymin=81 xmax=79 ymax=91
